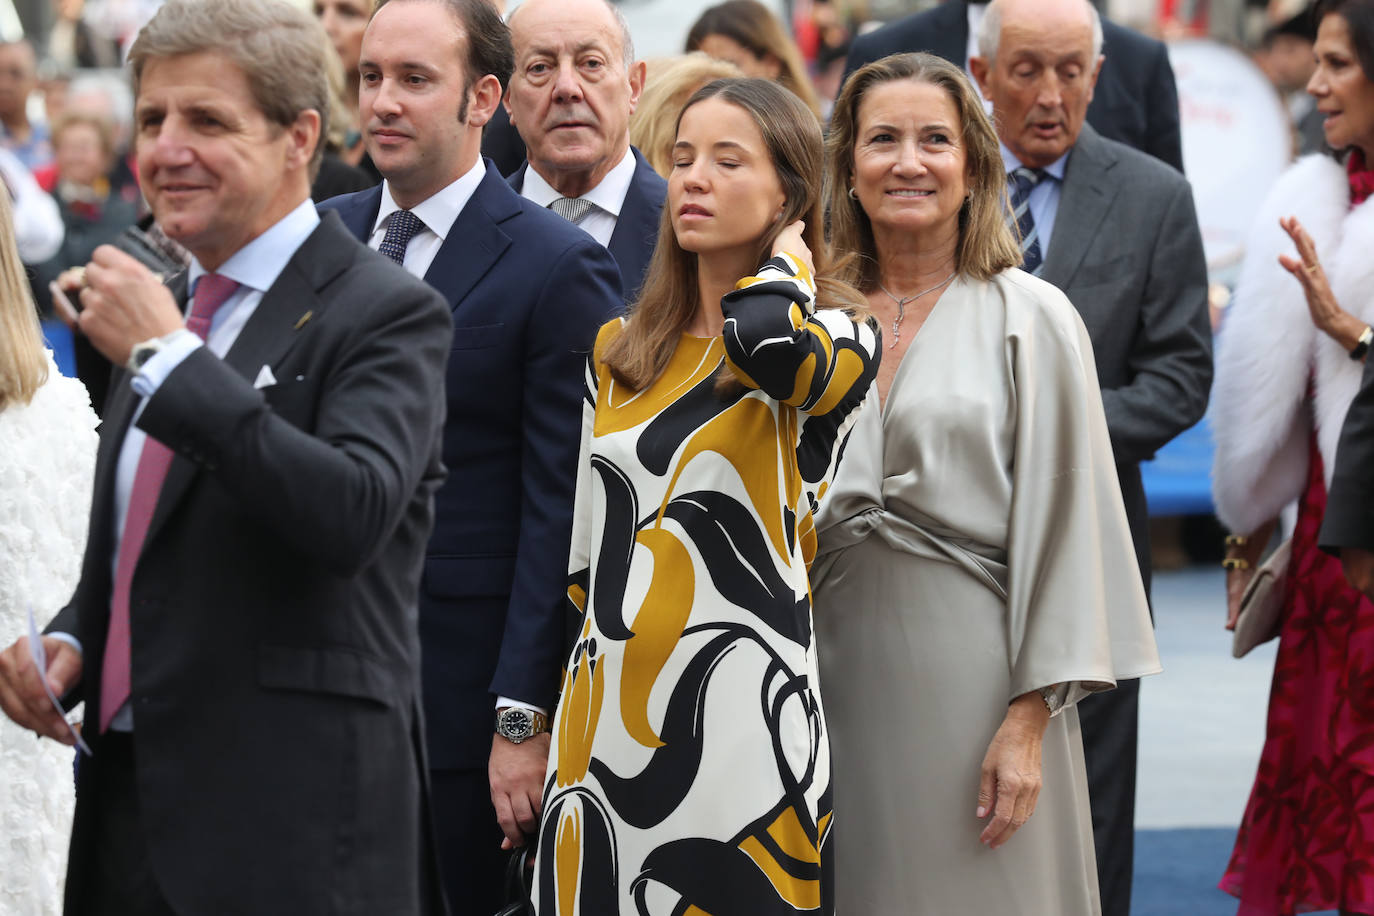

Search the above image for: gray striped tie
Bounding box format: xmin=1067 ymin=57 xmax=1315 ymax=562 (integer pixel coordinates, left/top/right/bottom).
xmin=550 ymin=196 xmax=596 ymax=225
xmin=1007 ymin=167 xmax=1045 ymax=275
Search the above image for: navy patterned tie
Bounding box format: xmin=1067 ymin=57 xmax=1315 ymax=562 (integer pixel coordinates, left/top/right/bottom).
xmin=1007 ymin=167 xmax=1046 ymax=276
xmin=378 ymin=209 xmax=424 ymax=264
xmin=550 ymin=197 xmax=596 ymax=225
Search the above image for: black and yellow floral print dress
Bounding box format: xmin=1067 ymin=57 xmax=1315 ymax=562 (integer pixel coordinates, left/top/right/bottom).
xmin=533 ymin=254 xmax=879 ymax=915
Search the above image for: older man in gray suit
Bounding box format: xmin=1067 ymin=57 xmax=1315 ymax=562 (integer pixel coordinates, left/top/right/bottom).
xmin=970 ymin=0 xmax=1212 ymax=913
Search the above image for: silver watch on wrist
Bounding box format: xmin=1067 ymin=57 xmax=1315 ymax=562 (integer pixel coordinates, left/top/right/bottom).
xmin=127 ymin=335 xmax=170 ymax=372
xmin=495 ymin=706 xmax=549 ymax=744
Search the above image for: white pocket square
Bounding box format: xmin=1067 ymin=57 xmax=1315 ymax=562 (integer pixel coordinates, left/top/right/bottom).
xmin=253 ymin=365 xmax=278 ymax=389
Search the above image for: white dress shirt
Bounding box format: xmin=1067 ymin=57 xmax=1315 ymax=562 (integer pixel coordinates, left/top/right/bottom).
xmin=65 ymin=199 xmax=321 ymax=730
xmin=999 ymin=141 xmax=1070 ymax=258
xmin=518 ymin=147 xmax=636 ymax=248
xmin=368 ymin=158 xmax=487 ymax=279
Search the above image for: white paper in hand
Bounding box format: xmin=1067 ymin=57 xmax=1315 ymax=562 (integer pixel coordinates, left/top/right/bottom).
xmin=26 ymin=605 xmax=92 ymax=756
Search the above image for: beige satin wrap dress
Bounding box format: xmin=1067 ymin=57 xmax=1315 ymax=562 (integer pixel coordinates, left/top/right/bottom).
xmin=812 ymin=271 xmax=1161 ymax=915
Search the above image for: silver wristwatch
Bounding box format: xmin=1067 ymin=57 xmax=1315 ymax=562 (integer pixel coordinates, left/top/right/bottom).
xmin=127 ymin=335 xmax=170 ymax=372
xmin=495 ymin=706 xmax=549 ymax=744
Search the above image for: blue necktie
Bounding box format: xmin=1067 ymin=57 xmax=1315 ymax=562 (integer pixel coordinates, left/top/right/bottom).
xmin=378 ymin=209 xmax=424 ymax=264
xmin=1008 ymin=167 xmax=1046 ymax=276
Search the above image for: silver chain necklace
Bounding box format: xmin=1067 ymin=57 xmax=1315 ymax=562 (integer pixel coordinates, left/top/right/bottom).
xmin=877 ymin=271 xmax=956 ymax=349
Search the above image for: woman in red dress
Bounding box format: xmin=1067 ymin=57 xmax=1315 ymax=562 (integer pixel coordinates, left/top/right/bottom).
xmin=1211 ymin=1 xmax=1374 ymax=913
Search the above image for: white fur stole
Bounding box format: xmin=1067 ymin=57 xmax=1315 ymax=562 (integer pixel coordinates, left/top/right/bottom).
xmin=1211 ymin=154 xmax=1374 ymax=533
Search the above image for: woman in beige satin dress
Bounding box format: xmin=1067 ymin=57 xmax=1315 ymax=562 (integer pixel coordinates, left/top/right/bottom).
xmin=812 ymin=53 xmax=1161 ymax=914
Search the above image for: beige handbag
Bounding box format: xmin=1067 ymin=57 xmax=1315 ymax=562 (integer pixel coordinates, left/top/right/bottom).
xmin=1231 ymin=538 xmax=1292 ymax=659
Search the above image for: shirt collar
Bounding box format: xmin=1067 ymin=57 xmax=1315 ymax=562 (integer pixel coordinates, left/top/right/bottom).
xmin=373 ymin=156 xmax=488 ymax=242
xmin=188 ymin=197 xmax=321 ymax=295
xmin=521 ymin=146 xmax=635 ymax=218
xmin=999 ymin=140 xmax=1070 ymax=182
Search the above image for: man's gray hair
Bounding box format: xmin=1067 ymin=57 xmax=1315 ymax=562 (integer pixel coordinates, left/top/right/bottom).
xmin=128 ymin=0 xmax=331 ymax=171
xmin=507 ymin=0 xmax=636 ymax=69
xmin=977 ymin=0 xmax=1103 ymax=62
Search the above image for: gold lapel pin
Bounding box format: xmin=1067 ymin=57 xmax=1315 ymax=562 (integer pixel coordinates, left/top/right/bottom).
xmin=293 ymin=310 xmax=314 ymax=331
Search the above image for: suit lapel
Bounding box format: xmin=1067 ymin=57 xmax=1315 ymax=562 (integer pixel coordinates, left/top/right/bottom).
xmin=1040 ymin=125 xmax=1120 ymax=289
xmin=331 ymin=185 xmax=383 ymax=242
xmin=143 ymin=215 xmax=352 ymax=547
xmin=607 ymin=150 xmax=665 ymax=299
xmin=90 ymin=352 xmax=146 ymax=568
xmin=423 ymin=163 xmax=515 ymax=312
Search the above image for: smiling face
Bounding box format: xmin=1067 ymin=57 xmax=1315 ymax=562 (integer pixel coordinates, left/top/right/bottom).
xmin=669 ymin=96 xmax=784 ymax=260
xmin=851 ymin=78 xmax=968 ymax=249
xmin=314 ymin=0 xmax=371 ymax=78
xmin=1309 ymin=12 xmax=1374 ymax=157
xmin=971 ymin=0 xmax=1102 ymax=169
xmin=359 ymin=0 xmax=481 ymax=208
xmin=506 ymin=0 xmax=643 ymax=196
xmin=135 ymin=51 xmax=317 ymax=270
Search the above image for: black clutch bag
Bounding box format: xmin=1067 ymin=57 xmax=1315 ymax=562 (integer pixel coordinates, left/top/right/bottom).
xmin=493 ymin=842 xmax=535 ymax=916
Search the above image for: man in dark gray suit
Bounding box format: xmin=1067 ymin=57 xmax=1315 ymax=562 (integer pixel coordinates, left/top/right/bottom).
xmin=0 ymin=2 xmax=450 ymax=913
xmin=970 ymin=1 xmax=1212 ymax=913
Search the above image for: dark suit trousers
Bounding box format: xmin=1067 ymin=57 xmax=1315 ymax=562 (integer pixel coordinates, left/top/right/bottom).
xmin=430 ymin=767 xmax=507 ymax=916
xmin=1078 ymin=677 xmax=1141 ymax=916
xmin=72 ymin=732 xmax=178 ymax=916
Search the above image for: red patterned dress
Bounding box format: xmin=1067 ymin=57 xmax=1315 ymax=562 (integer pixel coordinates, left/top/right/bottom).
xmin=1220 ymin=439 xmax=1374 ymax=915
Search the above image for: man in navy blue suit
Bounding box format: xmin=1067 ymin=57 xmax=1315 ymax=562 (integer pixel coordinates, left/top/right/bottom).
xmin=320 ymin=0 xmax=622 ymax=911
xmin=504 ymin=0 xmax=667 ymax=303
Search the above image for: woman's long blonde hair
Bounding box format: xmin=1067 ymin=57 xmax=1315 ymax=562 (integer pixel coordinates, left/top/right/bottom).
xmin=0 ymin=192 xmax=49 ymax=411
xmin=824 ymin=52 xmax=1021 ymax=292
xmin=602 ymin=77 xmax=865 ymax=392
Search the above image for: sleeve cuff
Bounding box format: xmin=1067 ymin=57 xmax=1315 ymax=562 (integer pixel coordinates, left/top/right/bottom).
xmin=495 ymin=696 xmax=549 ymax=717
xmin=130 ymin=329 xmax=202 ymax=398
xmin=47 ymin=632 xmax=83 ymax=657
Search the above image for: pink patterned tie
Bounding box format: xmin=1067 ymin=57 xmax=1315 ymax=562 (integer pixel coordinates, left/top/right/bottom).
xmin=99 ymin=273 xmax=239 ymax=732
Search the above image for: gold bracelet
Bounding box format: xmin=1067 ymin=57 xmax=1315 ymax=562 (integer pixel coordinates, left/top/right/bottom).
xmin=1224 ymin=534 xmax=1248 ymax=547
xmin=1222 ymin=557 xmax=1251 ymax=571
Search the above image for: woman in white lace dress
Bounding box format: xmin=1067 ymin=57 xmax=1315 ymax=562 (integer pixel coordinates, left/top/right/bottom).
xmin=0 ymin=190 xmax=99 ymax=915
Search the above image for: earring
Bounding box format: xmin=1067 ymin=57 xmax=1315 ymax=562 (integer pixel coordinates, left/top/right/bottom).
xmin=848 ymin=186 xmax=858 ymax=201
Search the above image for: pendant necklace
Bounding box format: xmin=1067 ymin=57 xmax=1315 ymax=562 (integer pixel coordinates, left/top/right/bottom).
xmin=877 ymin=271 xmax=956 ymax=349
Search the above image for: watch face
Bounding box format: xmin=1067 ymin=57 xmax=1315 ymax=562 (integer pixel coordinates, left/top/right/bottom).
xmin=498 ymin=708 xmax=533 ymax=740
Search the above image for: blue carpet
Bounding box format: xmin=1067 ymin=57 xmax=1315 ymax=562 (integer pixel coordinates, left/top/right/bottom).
xmin=1133 ymin=828 xmax=1339 ymax=916
xmin=40 ymin=319 xmax=76 ymax=378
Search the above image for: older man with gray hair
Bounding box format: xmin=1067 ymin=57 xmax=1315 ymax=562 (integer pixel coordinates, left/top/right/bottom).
xmin=0 ymin=1 xmax=452 ymax=913
xmin=504 ymin=0 xmax=666 ymax=302
xmin=969 ymin=0 xmax=1212 ymax=913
